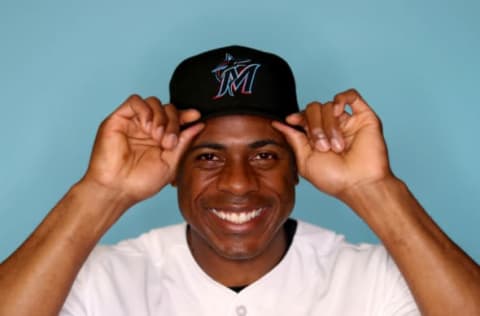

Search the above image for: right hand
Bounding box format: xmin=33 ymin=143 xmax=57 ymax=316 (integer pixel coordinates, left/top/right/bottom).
xmin=273 ymin=89 xmax=391 ymax=200
xmin=82 ymin=95 xmax=204 ymax=205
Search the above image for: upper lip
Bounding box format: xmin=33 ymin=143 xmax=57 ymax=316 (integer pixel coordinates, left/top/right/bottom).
xmin=201 ymin=195 xmax=272 ymax=213
xmin=208 ymin=205 xmax=265 ymax=213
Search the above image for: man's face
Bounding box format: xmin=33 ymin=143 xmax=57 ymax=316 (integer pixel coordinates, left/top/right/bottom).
xmin=176 ymin=115 xmax=297 ymax=262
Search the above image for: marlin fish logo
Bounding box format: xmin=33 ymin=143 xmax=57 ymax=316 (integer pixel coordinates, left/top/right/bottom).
xmin=212 ymin=53 xmax=261 ymax=99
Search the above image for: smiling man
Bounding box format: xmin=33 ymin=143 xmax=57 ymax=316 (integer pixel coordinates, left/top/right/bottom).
xmin=0 ymin=46 xmax=479 ymax=316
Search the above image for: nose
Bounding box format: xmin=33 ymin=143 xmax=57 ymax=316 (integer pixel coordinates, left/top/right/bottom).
xmin=216 ymin=159 xmax=259 ymax=196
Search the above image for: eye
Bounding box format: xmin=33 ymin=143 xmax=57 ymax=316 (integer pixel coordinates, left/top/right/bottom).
xmin=193 ymin=152 xmax=223 ymax=170
xmin=196 ymin=153 xmax=220 ymax=161
xmin=252 ymin=152 xmax=278 ymax=160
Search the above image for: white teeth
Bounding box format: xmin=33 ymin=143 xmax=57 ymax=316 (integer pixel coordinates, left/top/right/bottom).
xmin=210 ymin=208 xmax=263 ymax=224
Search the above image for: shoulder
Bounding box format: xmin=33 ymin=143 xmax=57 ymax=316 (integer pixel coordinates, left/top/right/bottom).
xmin=292 ymin=220 xmax=405 ymax=293
xmin=62 ymin=223 xmax=189 ymax=314
xmin=80 ymin=222 xmax=188 ymax=274
xmin=287 ymin=220 xmax=418 ymax=315
xmin=293 ymin=220 xmax=394 ymax=269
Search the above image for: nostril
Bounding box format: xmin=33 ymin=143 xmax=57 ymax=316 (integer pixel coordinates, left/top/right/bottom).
xmin=216 ymin=162 xmax=259 ymax=195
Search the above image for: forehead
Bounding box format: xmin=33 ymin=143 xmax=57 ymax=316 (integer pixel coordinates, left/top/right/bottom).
xmin=191 ymin=115 xmax=288 ymax=146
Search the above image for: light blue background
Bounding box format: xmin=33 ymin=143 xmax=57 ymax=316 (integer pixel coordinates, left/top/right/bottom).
xmin=1 ymin=0 xmax=478 ymax=263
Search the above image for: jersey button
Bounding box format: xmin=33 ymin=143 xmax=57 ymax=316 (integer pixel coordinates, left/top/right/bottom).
xmin=236 ymin=305 xmax=247 ymax=316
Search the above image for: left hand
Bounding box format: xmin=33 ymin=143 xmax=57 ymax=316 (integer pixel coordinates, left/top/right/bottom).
xmin=272 ymin=89 xmax=393 ymax=199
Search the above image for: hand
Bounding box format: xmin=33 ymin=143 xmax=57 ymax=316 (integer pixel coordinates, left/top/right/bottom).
xmin=82 ymin=95 xmax=204 ymax=205
xmin=272 ymin=89 xmax=392 ymax=199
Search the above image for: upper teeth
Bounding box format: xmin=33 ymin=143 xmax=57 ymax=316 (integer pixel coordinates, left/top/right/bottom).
xmin=210 ymin=208 xmax=263 ymax=224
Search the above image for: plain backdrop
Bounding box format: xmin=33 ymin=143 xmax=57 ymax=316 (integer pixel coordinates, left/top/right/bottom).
xmin=0 ymin=0 xmax=478 ymax=263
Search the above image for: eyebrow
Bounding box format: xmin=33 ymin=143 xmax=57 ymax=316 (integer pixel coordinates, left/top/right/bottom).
xmin=249 ymin=139 xmax=284 ymax=149
xmin=189 ymin=139 xmax=285 ymax=152
xmin=189 ymin=142 xmax=225 ymax=151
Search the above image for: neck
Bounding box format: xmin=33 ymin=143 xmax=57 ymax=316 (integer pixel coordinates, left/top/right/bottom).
xmin=187 ymin=225 xmax=288 ymax=288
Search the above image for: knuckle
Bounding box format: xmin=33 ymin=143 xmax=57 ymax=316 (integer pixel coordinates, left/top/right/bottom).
xmin=98 ymin=115 xmax=115 ymax=133
xmin=166 ymin=108 xmax=180 ymax=122
xmin=305 ymin=102 xmax=321 ymax=115
xmin=167 ymin=113 xmax=180 ymax=126
xmin=165 ymin=118 xmax=180 ymax=132
xmin=145 ymin=96 xmax=162 ymax=107
xmin=334 ymin=88 xmax=360 ymax=104
xmin=127 ymin=94 xmax=143 ymax=103
xmin=347 ymin=88 xmax=359 ymax=95
xmin=306 ymin=101 xmax=321 ymax=109
xmin=99 ymin=117 xmax=110 ymax=130
xmin=346 ymin=88 xmax=361 ymax=101
xmin=156 ymin=112 xmax=167 ymax=125
xmin=324 ymin=101 xmax=334 ymax=109
xmin=333 ymin=92 xmax=344 ymax=102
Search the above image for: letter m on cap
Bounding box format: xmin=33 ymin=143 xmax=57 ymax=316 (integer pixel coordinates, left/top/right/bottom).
xmin=213 ymin=63 xmax=261 ymax=99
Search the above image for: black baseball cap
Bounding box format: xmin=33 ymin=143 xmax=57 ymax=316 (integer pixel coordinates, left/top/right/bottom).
xmin=169 ymin=45 xmax=299 ymax=126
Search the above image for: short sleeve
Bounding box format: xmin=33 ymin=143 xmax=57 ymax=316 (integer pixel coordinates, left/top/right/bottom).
xmin=381 ymin=251 xmax=420 ymax=316
xmin=59 ymin=267 xmax=89 ymax=316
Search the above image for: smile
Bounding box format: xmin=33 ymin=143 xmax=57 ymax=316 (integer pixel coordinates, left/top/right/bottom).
xmin=209 ymin=208 xmax=264 ymax=224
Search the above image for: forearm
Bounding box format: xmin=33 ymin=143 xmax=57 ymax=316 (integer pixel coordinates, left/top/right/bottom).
xmin=340 ymin=177 xmax=480 ymax=315
xmin=0 ymin=180 xmax=131 ymax=316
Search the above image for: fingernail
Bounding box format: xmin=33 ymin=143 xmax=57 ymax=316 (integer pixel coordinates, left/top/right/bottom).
xmin=311 ymin=128 xmax=322 ymax=136
xmin=145 ymin=121 xmax=152 ymax=132
xmin=331 ymin=137 xmax=344 ymax=152
xmin=333 ymin=104 xmax=342 ymax=116
xmin=155 ymin=126 xmax=164 ymax=142
xmin=315 ymin=138 xmax=330 ymax=152
xmin=331 ymin=130 xmax=345 ymax=152
xmin=164 ymin=134 xmax=177 ymax=148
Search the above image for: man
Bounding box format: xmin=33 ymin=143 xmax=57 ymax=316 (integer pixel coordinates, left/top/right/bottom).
xmin=0 ymin=45 xmax=479 ymax=315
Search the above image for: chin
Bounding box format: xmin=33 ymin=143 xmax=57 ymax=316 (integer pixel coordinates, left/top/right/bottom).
xmin=214 ymin=243 xmax=262 ymax=261
xmin=208 ymin=231 xmax=279 ymax=262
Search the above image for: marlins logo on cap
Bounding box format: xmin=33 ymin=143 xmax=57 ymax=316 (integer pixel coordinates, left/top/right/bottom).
xmin=211 ymin=53 xmax=261 ymax=99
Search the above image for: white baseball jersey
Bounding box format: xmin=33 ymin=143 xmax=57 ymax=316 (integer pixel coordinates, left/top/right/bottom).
xmin=61 ymin=220 xmax=419 ymax=315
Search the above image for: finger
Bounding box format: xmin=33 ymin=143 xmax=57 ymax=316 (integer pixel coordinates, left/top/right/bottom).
xmin=285 ymin=112 xmax=306 ymax=128
xmin=178 ymin=108 xmax=201 ymax=126
xmin=165 ymin=122 xmax=205 ymax=166
xmin=144 ymin=96 xmax=167 ymax=143
xmin=333 ymin=89 xmax=373 ymax=115
xmin=271 ymin=121 xmax=311 ymax=162
xmin=162 ymin=104 xmax=181 ymax=149
xmin=338 ymin=111 xmax=351 ymax=129
xmin=114 ymin=95 xmax=153 ymax=132
xmin=322 ymin=102 xmax=345 ymax=153
xmin=304 ymin=102 xmax=330 ymax=152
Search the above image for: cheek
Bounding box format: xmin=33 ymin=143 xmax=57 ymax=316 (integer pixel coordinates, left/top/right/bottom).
xmin=259 ymin=170 xmax=296 ymax=205
xmin=175 ymin=166 xmax=194 ymax=214
xmin=176 ymin=167 xmax=214 ymax=215
xmin=280 ymin=179 xmax=296 ymax=209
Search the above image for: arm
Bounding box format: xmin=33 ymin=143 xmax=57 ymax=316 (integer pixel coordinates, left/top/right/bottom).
xmin=273 ymin=89 xmax=480 ymax=315
xmin=342 ymin=176 xmax=480 ymax=315
xmin=0 ymin=95 xmax=203 ymax=316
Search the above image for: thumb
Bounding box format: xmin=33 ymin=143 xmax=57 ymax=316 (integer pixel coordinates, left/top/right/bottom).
xmin=167 ymin=122 xmax=205 ymax=163
xmin=271 ymin=121 xmax=311 ymax=160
